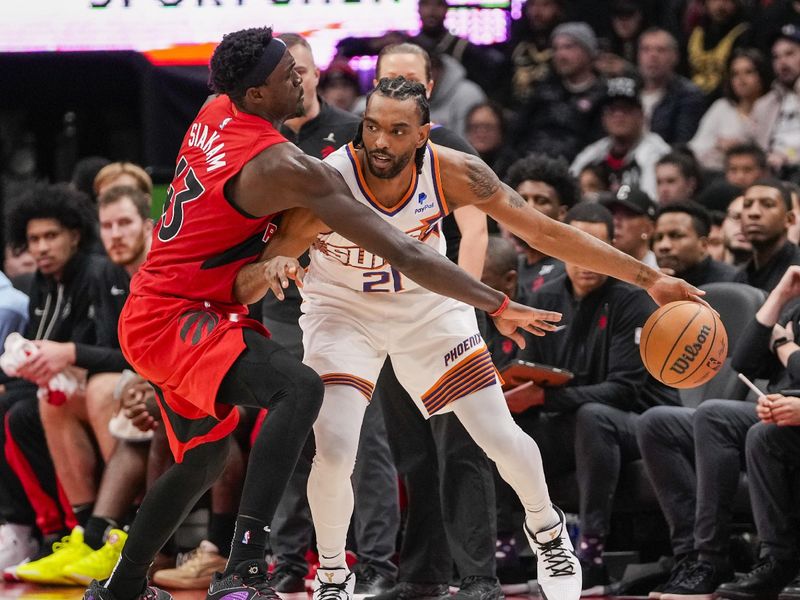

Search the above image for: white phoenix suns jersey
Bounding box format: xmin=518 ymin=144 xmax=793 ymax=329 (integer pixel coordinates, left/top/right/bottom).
xmin=306 ymin=141 xmax=450 ymax=294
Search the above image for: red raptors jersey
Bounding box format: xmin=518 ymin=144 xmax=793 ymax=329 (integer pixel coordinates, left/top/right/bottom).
xmin=131 ymin=95 xmax=286 ymax=313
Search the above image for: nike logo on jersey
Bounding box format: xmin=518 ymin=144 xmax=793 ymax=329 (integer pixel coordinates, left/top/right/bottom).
xmin=110 ymin=285 xmax=126 ymax=296
xmin=323 ymin=132 xmax=336 ymax=143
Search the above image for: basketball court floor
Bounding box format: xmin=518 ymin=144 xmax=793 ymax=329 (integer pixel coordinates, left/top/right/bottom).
xmin=0 ymin=584 xmax=653 ymax=600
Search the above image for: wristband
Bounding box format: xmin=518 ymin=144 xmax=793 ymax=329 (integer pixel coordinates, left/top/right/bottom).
xmin=773 ymin=336 xmax=792 ymax=353
xmin=489 ymin=295 xmax=510 ymax=318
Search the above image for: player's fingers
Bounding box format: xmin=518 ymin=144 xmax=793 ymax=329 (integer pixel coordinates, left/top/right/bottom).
xmin=504 ymin=329 xmax=526 ymax=348
xmin=532 ymin=319 xmax=559 ymax=332
xmin=291 ymin=266 xmax=305 ymax=287
xmin=268 ymin=275 xmax=285 ymax=301
xmin=520 ymin=323 xmax=546 ymax=337
xmin=535 ymin=310 xmax=562 ymax=323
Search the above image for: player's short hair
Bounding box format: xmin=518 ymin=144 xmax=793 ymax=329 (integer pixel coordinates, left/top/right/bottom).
xmin=485 ymin=235 xmax=518 ymax=277
xmin=355 ymin=76 xmax=431 ymax=174
xmin=747 ymin=178 xmax=793 ymax=210
xmin=656 ymin=201 xmax=712 ymax=237
xmin=564 ymin=202 xmax=614 ymax=241
xmin=93 ymin=162 xmax=153 ymax=195
xmin=210 ymin=27 xmax=278 ymax=102
xmin=724 ymin=142 xmax=767 ymax=170
xmin=7 ymin=183 xmax=98 ymax=253
xmin=376 ymin=43 xmax=432 ymax=82
xmin=98 ymin=185 xmax=152 ymax=221
xmin=505 ymin=153 xmax=580 ymax=208
xmin=278 ymin=32 xmax=312 ymax=53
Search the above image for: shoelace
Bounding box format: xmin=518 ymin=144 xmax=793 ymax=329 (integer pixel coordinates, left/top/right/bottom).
xmin=665 ymin=556 xmax=695 ymax=587
xmin=244 ymin=571 xmax=282 ymax=600
xmin=318 ymin=580 xmax=348 ymax=600
xmin=745 ymin=557 xmax=777 ymax=578
xmin=536 ymin=538 xmax=575 ymax=577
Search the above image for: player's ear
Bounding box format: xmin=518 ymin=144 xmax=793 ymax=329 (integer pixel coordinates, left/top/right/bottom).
xmin=417 ymin=122 xmax=431 ymax=148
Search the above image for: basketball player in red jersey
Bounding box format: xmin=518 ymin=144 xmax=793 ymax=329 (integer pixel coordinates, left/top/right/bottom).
xmin=82 ymin=28 xmax=564 ymax=600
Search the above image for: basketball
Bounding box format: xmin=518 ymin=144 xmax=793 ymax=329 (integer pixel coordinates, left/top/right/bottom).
xmin=640 ymin=301 xmax=728 ymax=389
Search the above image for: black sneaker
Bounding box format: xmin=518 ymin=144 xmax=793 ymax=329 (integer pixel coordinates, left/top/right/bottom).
xmin=581 ymin=562 xmax=610 ymax=597
xmin=780 ymin=573 xmax=800 ymax=600
xmin=367 ymin=581 xmax=449 ymax=600
xmin=273 ymin=567 xmax=309 ymax=600
xmin=207 ymin=559 xmax=280 ymax=600
xmin=449 ymin=576 xmax=503 ymax=600
xmin=715 ymin=556 xmax=800 ymax=600
xmin=660 ymin=559 xmax=733 ymax=600
xmin=353 ymin=564 xmax=395 ymax=597
xmin=649 ymin=555 xmax=695 ymax=599
xmin=83 ymin=579 xmax=174 ymax=600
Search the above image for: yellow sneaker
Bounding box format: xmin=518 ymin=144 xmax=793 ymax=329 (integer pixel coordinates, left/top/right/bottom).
xmin=15 ymin=527 xmax=92 ymax=585
xmin=63 ymin=529 xmax=127 ymax=585
xmin=152 ymin=540 xmax=227 ymax=589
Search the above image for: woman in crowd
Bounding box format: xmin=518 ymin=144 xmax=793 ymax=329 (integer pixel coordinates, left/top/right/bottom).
xmin=689 ymin=47 xmax=772 ymax=171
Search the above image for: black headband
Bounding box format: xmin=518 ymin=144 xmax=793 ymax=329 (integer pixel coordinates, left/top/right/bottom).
xmin=241 ymin=38 xmax=288 ymax=89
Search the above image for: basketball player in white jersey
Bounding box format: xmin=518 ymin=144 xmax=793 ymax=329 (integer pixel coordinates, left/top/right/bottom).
xmin=235 ymin=77 xmax=703 ymax=600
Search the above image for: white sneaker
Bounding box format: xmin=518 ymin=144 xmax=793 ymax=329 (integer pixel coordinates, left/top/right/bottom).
xmin=0 ymin=523 xmax=39 ymax=571
xmin=313 ymin=567 xmax=355 ymax=600
xmin=523 ymin=506 xmax=581 ymax=600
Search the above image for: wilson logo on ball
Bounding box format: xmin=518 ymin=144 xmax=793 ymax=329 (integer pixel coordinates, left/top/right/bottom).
xmin=669 ymin=324 xmax=712 ymax=375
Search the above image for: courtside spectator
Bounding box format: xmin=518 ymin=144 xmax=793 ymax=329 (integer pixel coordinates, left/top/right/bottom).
xmin=464 ymin=102 xmax=518 ymax=180
xmin=690 ymin=49 xmax=771 ymax=171
xmin=505 ymin=0 xmax=565 ymax=106
xmin=686 ymin=0 xmax=749 ymax=97
xmin=638 ymin=27 xmax=705 ymax=144
xmin=724 ymin=142 xmax=768 ymax=189
xmin=571 ymin=77 xmax=670 ymax=198
xmin=752 ymin=25 xmax=800 ymax=176
xmin=600 ymin=185 xmax=659 ymax=268
xmin=515 ymin=22 xmax=606 ymax=162
xmin=655 ymin=152 xmax=702 ymax=205
xmin=503 ymin=153 xmax=579 ymax=300
xmin=735 ymin=179 xmax=800 ymax=292
xmin=653 ymin=202 xmax=738 ymax=285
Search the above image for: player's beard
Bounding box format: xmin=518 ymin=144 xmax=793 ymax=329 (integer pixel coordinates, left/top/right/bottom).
xmin=366 ymin=148 xmax=412 ymax=179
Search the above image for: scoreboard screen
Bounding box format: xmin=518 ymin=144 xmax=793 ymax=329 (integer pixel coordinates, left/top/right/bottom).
xmin=0 ymin=0 xmax=515 ymax=67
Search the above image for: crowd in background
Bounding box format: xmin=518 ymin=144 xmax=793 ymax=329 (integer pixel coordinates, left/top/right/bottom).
xmin=4 ymin=1 xmax=800 ymax=599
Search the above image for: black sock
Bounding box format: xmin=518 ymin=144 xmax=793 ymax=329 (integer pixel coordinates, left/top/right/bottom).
xmin=72 ymin=503 xmax=94 ymax=528
xmin=225 ymin=515 xmax=269 ymax=573
xmin=106 ymin=549 xmax=151 ymax=600
xmin=209 ymin=512 xmax=235 ymax=558
xmin=84 ymin=516 xmax=118 ymax=551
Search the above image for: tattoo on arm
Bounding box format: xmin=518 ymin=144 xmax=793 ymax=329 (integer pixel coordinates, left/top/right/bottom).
xmin=634 ymin=264 xmax=650 ymax=287
xmin=466 ymin=159 xmax=500 ymax=200
xmin=506 ymin=191 xmax=527 ymax=209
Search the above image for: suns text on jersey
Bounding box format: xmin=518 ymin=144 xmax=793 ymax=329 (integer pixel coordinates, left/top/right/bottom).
xmin=187 ymin=122 xmax=227 ymax=172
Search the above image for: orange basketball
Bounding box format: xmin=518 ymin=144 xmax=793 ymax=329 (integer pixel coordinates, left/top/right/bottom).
xmin=640 ymin=301 xmax=728 ymax=389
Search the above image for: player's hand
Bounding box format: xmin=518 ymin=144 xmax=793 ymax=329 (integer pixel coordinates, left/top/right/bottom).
xmin=17 ymin=341 xmax=75 ymax=386
xmin=769 ymin=395 xmax=800 ymax=427
xmin=262 ymin=257 xmax=305 ymax=301
xmin=647 ymin=273 xmax=708 ymax=308
xmin=493 ymin=301 xmax=562 ymax=349
xmin=121 ymin=379 xmax=159 ymax=431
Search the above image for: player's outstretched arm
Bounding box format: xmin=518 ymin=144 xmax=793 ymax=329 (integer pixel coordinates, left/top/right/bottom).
xmin=234 ymin=143 xmax=507 ymax=312
xmin=436 ymin=148 xmax=706 ymax=307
